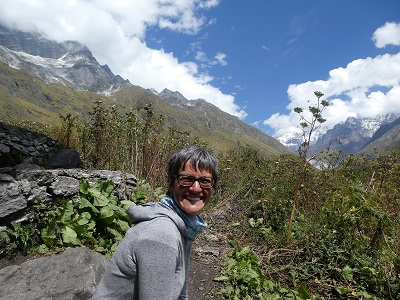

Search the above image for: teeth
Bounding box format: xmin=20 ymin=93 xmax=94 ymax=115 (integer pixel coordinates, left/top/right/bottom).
xmin=187 ymin=197 xmax=201 ymax=201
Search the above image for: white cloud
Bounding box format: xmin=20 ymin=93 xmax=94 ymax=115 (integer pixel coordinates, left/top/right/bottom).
xmin=264 ymin=22 xmax=400 ymax=140
xmin=195 ymin=50 xmax=227 ymax=66
xmin=264 ymin=52 xmax=400 ymax=138
xmin=214 ymin=52 xmax=227 ymax=66
xmin=195 ymin=51 xmax=208 ymax=62
xmin=199 ymin=0 xmax=221 ymax=9
xmin=0 ymin=0 xmax=244 ymax=118
xmin=373 ymin=22 xmax=400 ymax=48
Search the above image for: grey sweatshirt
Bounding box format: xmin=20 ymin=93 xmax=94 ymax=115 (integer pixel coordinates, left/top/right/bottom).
xmin=91 ymin=202 xmax=193 ymax=300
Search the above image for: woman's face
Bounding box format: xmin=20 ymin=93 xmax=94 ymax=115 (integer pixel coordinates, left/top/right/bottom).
xmin=171 ymin=160 xmax=214 ymax=217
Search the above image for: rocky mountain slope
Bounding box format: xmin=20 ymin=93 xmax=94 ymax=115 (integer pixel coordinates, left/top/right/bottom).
xmin=280 ymin=113 xmax=400 ymax=156
xmin=0 ymin=24 xmax=289 ymax=156
xmin=310 ymin=114 xmax=400 ymax=155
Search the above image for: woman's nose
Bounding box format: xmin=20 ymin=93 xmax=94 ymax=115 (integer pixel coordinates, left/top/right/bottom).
xmin=189 ymin=180 xmax=202 ymax=191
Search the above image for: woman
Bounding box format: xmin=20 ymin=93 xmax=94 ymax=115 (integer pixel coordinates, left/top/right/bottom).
xmin=91 ymin=144 xmax=218 ymax=299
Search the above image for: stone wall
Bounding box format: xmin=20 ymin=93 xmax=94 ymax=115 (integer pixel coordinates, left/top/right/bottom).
xmin=0 ymin=122 xmax=59 ymax=167
xmin=0 ymin=167 xmax=137 ymax=224
xmin=0 ymin=122 xmax=137 ymax=224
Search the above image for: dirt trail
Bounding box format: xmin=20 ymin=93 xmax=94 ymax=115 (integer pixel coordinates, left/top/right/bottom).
xmin=188 ymin=228 xmax=228 ymax=299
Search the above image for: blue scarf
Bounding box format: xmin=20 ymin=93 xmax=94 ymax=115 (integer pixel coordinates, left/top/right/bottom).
xmin=160 ymin=195 xmax=207 ymax=241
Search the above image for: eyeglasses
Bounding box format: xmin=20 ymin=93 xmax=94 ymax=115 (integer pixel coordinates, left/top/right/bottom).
xmin=175 ymin=174 xmax=214 ymax=189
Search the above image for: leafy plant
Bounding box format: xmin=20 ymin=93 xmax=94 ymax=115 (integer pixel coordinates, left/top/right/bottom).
xmin=0 ymin=221 xmax=36 ymax=256
xmin=37 ymin=179 xmax=135 ymax=256
xmin=216 ymin=236 xmax=316 ymax=300
xmin=287 ymin=91 xmax=329 ymax=243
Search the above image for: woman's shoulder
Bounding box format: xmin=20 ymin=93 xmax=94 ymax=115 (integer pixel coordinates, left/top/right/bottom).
xmin=127 ymin=214 xmax=182 ymax=242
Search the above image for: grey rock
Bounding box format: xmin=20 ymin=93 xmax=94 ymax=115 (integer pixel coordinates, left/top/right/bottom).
xmin=49 ymin=149 xmax=82 ymax=169
xmin=0 ymin=173 xmax=14 ymax=182
xmin=0 ymin=193 xmax=26 ymax=219
xmin=49 ymin=176 xmax=80 ymax=197
xmin=194 ymin=246 xmax=220 ymax=257
xmin=0 ymin=247 xmax=108 ymax=300
xmin=0 ymin=122 xmax=60 ymax=168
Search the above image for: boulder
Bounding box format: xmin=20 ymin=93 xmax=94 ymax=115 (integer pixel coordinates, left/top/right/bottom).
xmin=0 ymin=247 xmax=108 ymax=300
xmin=49 ymin=149 xmax=82 ymax=169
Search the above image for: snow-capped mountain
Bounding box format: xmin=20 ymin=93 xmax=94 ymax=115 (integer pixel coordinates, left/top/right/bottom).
xmin=312 ymin=114 xmax=400 ymax=154
xmin=0 ymin=25 xmax=128 ymax=92
xmin=0 ymin=24 xmax=291 ymax=155
xmin=282 ymin=113 xmax=400 ymax=155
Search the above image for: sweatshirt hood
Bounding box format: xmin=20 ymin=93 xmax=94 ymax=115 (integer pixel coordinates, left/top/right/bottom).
xmin=128 ymin=202 xmax=187 ymax=237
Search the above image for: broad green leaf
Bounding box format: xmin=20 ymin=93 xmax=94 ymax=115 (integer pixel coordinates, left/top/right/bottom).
xmin=342 ymin=265 xmax=353 ymax=281
xmin=60 ymin=202 xmax=74 ymax=224
xmin=61 ymin=226 xmax=80 ymax=246
xmin=103 ymin=181 xmax=114 ymax=194
xmin=77 ymin=211 xmax=92 ymax=225
xmin=100 ymin=207 xmax=115 ymax=224
xmin=120 ymin=200 xmax=136 ymax=209
xmin=114 ymin=208 xmax=129 ymax=222
xmin=336 ymin=286 xmax=352 ymax=295
xmin=107 ymin=227 xmax=123 ymax=240
xmin=79 ymin=198 xmax=100 ymax=213
xmin=297 ymin=283 xmax=312 ymax=299
xmin=110 ymin=241 xmax=120 ymax=254
xmin=0 ymin=231 xmax=9 ymax=243
xmin=81 ymin=211 xmax=91 ymax=219
xmin=90 ymin=188 xmax=110 ymax=207
xmin=77 ymin=217 xmax=89 ymax=226
xmin=79 ymin=179 xmax=90 ymax=194
xmin=115 ymin=219 xmax=130 ymax=233
xmin=95 ymin=246 xmax=107 ymax=253
xmin=108 ymin=194 xmax=119 ymax=204
xmin=41 ymin=227 xmax=57 ymax=247
xmin=86 ymin=220 xmax=96 ymax=231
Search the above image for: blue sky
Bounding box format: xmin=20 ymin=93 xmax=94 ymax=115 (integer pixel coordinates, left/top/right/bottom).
xmin=1 ymin=0 xmax=400 ymax=142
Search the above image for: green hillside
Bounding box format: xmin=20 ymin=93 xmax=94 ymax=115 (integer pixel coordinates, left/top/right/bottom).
xmin=0 ymin=63 xmax=289 ymax=156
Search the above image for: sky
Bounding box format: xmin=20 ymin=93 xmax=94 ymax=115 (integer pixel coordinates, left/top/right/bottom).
xmin=1 ymin=0 xmax=400 ymax=142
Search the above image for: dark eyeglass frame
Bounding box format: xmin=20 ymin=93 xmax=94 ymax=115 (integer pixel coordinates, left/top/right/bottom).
xmin=174 ymin=174 xmax=215 ymax=189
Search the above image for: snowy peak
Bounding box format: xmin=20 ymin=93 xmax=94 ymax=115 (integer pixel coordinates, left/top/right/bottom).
xmin=311 ymin=113 xmax=400 ymax=155
xmin=0 ymin=25 xmax=129 ymax=92
xmin=279 ymin=113 xmax=400 ymax=155
xmin=345 ymin=113 xmax=400 ymax=135
xmin=0 ymin=25 xmax=83 ymax=59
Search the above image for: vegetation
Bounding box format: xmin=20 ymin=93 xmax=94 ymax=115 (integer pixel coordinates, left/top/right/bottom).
xmin=1 ymin=92 xmax=400 ymax=299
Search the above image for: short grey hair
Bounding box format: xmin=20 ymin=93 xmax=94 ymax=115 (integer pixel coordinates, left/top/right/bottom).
xmin=167 ymin=145 xmax=218 ymax=189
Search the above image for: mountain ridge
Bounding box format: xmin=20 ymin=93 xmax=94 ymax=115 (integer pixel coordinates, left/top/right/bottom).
xmin=0 ymin=25 xmax=290 ymax=155
xmin=282 ymin=113 xmax=400 ymax=156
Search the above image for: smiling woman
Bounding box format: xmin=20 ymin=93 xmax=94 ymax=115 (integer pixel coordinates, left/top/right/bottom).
xmin=92 ymin=144 xmax=219 ymax=300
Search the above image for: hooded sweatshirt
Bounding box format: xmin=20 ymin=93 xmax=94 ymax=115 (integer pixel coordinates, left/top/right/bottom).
xmin=91 ymin=200 xmax=196 ymax=300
